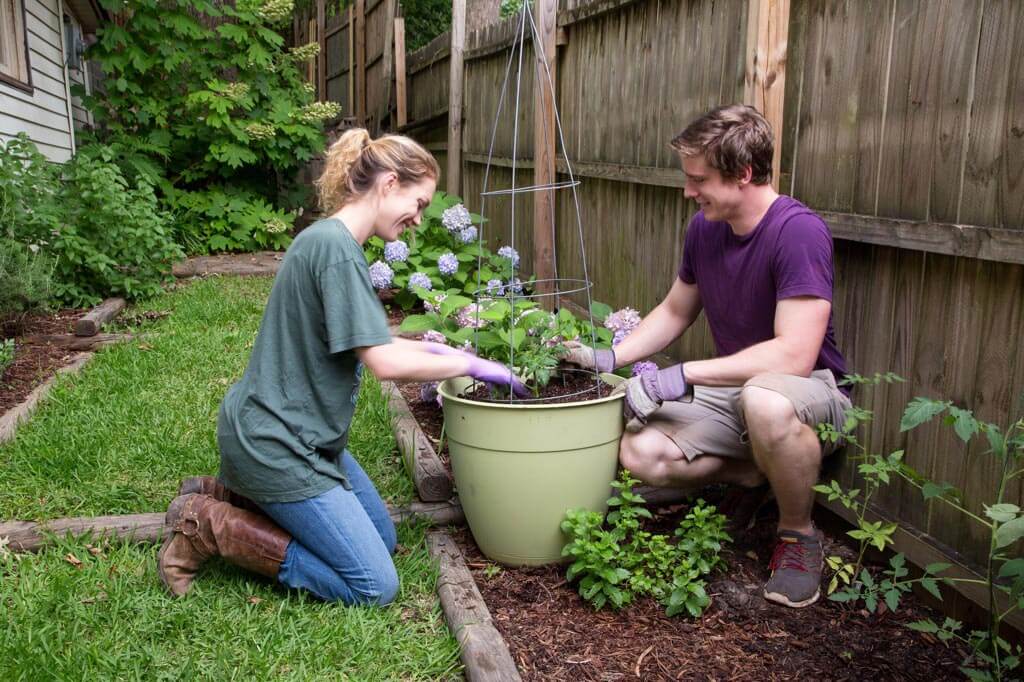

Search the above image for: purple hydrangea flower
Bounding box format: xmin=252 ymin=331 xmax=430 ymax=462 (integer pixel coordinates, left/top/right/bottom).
xmin=421 ymin=330 xmax=446 ymax=344
xmin=408 ymin=272 xmax=432 ymax=291
xmin=458 ymin=225 xmax=478 ymax=244
xmin=437 ymin=252 xmax=459 ymax=276
xmin=456 ymin=303 xmax=486 ymax=329
xmin=383 ymin=240 xmax=409 ymax=263
xmin=485 ymin=278 xmax=504 ymax=296
xmin=368 ymin=261 xmax=393 ymax=290
xmin=459 ymin=340 xmax=477 ymax=355
xmin=497 ymin=245 xmax=520 ymax=267
xmin=441 ymin=204 xmax=472 ymax=232
xmin=504 ymin=277 xmax=524 ymax=294
xmin=419 ymin=382 xmax=439 ymax=404
xmin=424 ymin=293 xmax=447 ymax=313
xmin=632 ymin=361 xmax=658 ymax=376
xmin=604 ymin=307 xmax=641 ymax=334
xmin=613 ymin=329 xmax=628 ymax=346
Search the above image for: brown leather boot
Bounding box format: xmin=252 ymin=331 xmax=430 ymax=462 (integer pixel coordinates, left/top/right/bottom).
xmin=157 ymin=493 xmax=291 ymax=597
xmin=178 ymin=476 xmax=262 ymax=513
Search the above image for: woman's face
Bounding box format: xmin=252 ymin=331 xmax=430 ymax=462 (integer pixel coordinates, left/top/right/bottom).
xmin=374 ymin=175 xmax=437 ymax=242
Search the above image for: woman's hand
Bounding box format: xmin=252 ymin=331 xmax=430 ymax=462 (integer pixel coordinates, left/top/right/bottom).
xmin=465 ymin=356 xmax=530 ymax=398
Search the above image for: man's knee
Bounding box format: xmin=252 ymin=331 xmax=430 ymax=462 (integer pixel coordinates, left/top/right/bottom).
xmin=619 ymin=429 xmax=677 ymax=475
xmin=738 ymin=382 xmax=803 ymax=447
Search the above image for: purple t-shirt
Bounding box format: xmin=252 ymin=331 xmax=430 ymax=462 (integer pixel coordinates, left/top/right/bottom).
xmin=678 ymin=196 xmax=848 ymax=390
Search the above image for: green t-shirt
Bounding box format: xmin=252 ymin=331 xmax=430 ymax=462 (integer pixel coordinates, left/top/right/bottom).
xmin=216 ymin=218 xmax=392 ymax=503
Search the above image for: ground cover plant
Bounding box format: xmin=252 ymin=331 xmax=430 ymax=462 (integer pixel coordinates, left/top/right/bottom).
xmin=561 ymin=470 xmax=730 ymax=617
xmin=0 ymin=276 xmax=460 ymax=679
xmin=815 ymin=373 xmax=1024 ymax=681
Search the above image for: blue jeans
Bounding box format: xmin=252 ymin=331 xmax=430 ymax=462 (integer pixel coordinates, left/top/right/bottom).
xmin=258 ymin=451 xmax=399 ymax=605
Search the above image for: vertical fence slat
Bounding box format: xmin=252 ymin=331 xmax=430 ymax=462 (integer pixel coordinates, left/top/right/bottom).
xmin=533 ymin=0 xmax=557 ymax=306
xmin=395 ymin=17 xmax=407 ymax=127
xmin=447 ymin=0 xmax=466 ymax=195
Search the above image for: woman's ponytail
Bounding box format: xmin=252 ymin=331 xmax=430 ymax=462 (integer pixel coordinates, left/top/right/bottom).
xmin=316 ymin=128 xmax=439 ymax=213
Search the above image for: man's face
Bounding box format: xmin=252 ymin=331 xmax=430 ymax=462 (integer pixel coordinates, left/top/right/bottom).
xmin=681 ymin=155 xmax=745 ymax=224
xmin=374 ymin=175 xmax=437 ymax=241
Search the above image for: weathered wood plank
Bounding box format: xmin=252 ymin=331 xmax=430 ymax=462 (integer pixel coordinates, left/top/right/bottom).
xmin=382 ymin=381 xmax=453 ymax=502
xmin=395 ymin=17 xmax=407 ymax=127
xmin=428 ymin=532 xmax=522 ymax=682
xmin=743 ymin=0 xmax=789 ymax=190
xmin=1 ymin=501 xmax=466 ymax=553
xmin=533 ymin=0 xmax=558 ymax=308
xmin=355 ymin=0 xmax=367 ymax=123
xmin=74 ymin=298 xmax=126 ymax=337
xmin=20 ymin=333 xmax=132 ymax=351
xmin=448 ymin=0 xmax=467 ymax=195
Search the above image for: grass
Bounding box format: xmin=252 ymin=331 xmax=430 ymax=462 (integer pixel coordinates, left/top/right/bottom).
xmin=0 ymin=275 xmax=461 ymax=680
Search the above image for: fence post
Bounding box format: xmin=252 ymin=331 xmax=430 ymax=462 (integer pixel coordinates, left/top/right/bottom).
xmin=378 ymin=0 xmax=396 ymax=134
xmin=316 ymin=0 xmax=326 ymax=98
xmin=355 ymin=0 xmax=367 ymax=125
xmin=533 ymin=0 xmax=557 ymax=309
xmin=744 ymin=0 xmax=789 ymax=191
xmin=395 ymin=17 xmax=407 ymax=128
xmin=348 ymin=5 xmax=355 ymax=117
xmin=447 ymin=0 xmax=466 ymax=195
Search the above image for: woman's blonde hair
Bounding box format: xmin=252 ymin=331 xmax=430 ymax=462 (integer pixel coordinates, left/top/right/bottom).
xmin=316 ymin=128 xmax=440 ymax=213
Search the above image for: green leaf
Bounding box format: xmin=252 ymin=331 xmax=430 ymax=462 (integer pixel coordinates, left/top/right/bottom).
xmin=398 ymin=315 xmax=435 ymax=333
xmin=884 ymin=588 xmax=901 ymax=613
xmin=984 ymin=503 xmax=1020 ymax=523
xmin=947 ymin=406 xmax=981 ymax=443
xmin=589 ymin=300 xmax=613 ymax=322
xmin=440 ymin=294 xmax=472 ymax=318
xmin=900 ymin=398 xmax=949 ymax=432
xmin=906 ymin=620 xmax=940 ymax=633
xmin=925 ymin=562 xmax=952 ymax=575
xmin=920 ymin=578 xmax=942 ymax=600
xmin=995 ymin=517 xmax=1024 ymax=549
xmin=998 ymin=558 xmax=1024 ymax=580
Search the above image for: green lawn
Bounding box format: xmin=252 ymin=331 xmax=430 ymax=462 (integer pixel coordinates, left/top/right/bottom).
xmin=0 ymin=276 xmax=461 ymax=680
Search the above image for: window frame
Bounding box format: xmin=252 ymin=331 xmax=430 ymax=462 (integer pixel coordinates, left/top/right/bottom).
xmin=0 ymin=0 xmax=33 ymax=93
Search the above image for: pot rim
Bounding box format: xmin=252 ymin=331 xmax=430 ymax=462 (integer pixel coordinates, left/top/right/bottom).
xmin=438 ymin=373 xmax=625 ymax=410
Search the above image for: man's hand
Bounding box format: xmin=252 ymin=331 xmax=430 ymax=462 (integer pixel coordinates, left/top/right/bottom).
xmin=561 ymin=341 xmax=616 ymax=373
xmin=611 ymin=364 xmax=691 ymax=432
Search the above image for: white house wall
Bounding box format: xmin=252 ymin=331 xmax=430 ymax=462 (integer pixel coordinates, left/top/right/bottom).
xmin=0 ymin=0 xmax=75 ymax=161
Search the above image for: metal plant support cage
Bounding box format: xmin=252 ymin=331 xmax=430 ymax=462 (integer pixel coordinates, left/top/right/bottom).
xmin=467 ymin=0 xmax=606 ymax=404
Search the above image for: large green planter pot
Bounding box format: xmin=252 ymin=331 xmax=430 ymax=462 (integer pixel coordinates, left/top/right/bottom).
xmin=438 ymin=375 xmax=625 ymax=566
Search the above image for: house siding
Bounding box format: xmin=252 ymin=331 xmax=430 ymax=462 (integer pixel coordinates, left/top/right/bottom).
xmin=0 ymin=0 xmax=74 ymax=161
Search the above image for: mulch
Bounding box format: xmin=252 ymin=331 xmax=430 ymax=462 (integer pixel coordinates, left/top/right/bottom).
xmin=454 ymin=507 xmax=970 ymax=681
xmin=1 ymin=309 xmax=89 ymax=415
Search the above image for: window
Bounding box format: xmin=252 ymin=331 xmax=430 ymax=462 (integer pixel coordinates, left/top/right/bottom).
xmin=0 ymin=0 xmax=31 ymax=89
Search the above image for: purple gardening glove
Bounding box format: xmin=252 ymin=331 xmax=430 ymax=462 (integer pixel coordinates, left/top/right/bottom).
xmin=611 ymin=363 xmax=693 ymax=432
xmin=465 ymin=356 xmax=531 ymax=398
xmin=560 ymin=340 xmax=616 ymax=373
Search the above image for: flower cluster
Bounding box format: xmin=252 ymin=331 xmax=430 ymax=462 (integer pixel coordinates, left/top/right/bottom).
xmin=264 ymin=218 xmax=288 ymax=234
xmin=302 ymin=82 xmax=315 ymax=95
xmin=297 ymin=101 xmax=341 ymax=124
xmin=288 ymin=42 xmax=321 ymax=62
xmin=245 ymin=122 xmax=276 ymax=140
xmin=484 ymin=278 xmax=504 ymax=296
xmin=221 ymin=82 xmax=250 ymax=102
xmin=631 ymin=361 xmax=658 ymax=376
xmin=383 ymin=240 xmax=409 ymax=263
xmin=421 ymin=330 xmax=446 ymax=344
xmin=257 ymin=0 xmax=293 ymax=24
xmin=408 ymin=272 xmax=432 ymax=291
xmin=458 ymin=225 xmax=478 ymax=244
xmin=441 ymin=203 xmax=472 ymax=232
xmin=497 ymin=245 xmax=520 ymax=267
xmin=605 ymin=307 xmax=641 ymax=346
xmin=368 ymin=261 xmax=393 ymax=290
xmin=424 ymin=293 xmax=446 ymax=313
xmin=419 ymin=381 xmax=439 ymax=405
xmin=505 ymin=277 xmax=524 ymax=294
xmin=457 ymin=303 xmax=487 ymax=329
xmin=437 ymin=252 xmax=459 ymax=276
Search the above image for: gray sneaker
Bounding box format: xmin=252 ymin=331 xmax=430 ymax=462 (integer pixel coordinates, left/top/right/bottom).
xmin=763 ymin=528 xmax=824 ymax=608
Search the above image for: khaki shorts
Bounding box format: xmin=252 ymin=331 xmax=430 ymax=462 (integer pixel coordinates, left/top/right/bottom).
xmin=647 ymin=369 xmax=852 ymax=461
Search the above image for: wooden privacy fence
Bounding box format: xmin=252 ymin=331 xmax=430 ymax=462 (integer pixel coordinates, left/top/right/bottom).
xmin=397 ymin=0 xmax=1024 ymax=628
xmin=294 ymin=0 xmax=403 ymax=133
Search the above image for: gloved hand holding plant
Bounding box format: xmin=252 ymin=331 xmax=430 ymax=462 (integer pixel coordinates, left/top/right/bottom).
xmin=560 ymin=341 xmax=617 ymax=373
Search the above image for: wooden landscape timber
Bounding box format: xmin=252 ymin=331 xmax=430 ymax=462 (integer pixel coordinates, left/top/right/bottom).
xmin=382 ymin=381 xmax=454 ymax=502
xmin=171 ymin=252 xmax=283 ymax=278
xmin=0 ymin=501 xmax=466 ymax=553
xmin=0 ymin=352 xmax=93 ymax=446
xmin=19 ymin=333 xmax=133 ymax=351
xmin=428 ymin=531 xmax=522 ymax=682
xmin=74 ymin=298 xmax=126 ymax=337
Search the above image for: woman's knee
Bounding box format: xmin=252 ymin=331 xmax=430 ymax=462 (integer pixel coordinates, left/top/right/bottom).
xmin=320 ymin=561 xmax=400 ymax=606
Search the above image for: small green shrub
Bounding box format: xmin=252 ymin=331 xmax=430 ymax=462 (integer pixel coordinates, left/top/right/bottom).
xmin=0 ymin=338 xmax=14 ymax=375
xmin=0 ymin=239 xmax=54 ymax=320
xmin=165 ymin=185 xmax=294 ymax=254
xmin=560 ymin=469 xmax=730 ymax=617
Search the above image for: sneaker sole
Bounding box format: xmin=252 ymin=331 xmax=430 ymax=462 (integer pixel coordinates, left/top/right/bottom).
xmin=763 ymin=587 xmax=820 ymax=608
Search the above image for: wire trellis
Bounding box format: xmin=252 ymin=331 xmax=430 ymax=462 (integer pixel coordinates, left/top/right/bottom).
xmin=470 ymin=0 xmax=605 ymax=403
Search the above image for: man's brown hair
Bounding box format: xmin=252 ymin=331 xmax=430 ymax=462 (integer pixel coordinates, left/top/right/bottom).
xmin=670 ymin=105 xmax=774 ymax=185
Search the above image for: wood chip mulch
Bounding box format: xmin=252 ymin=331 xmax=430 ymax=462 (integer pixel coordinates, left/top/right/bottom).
xmin=1 ymin=309 xmax=88 ymax=414
xmin=453 ymin=511 xmax=970 ymax=682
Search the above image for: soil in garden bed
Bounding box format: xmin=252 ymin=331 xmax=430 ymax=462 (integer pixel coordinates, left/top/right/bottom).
xmin=453 ymin=504 xmax=971 ymax=682
xmin=1 ymin=309 xmax=88 ymax=415
xmin=463 ymin=369 xmax=614 ymax=405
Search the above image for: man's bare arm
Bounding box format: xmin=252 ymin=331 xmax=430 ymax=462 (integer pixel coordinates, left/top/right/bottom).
xmin=682 ymin=296 xmax=830 ymax=386
xmin=612 ymin=278 xmax=702 ymax=367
